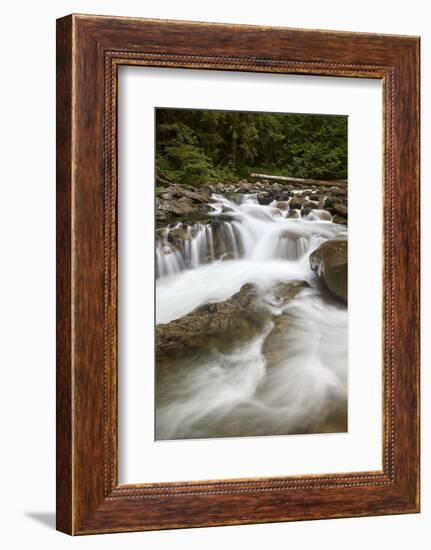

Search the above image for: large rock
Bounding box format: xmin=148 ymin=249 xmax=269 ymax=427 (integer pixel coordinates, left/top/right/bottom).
xmin=289 ymin=197 xmax=305 ymax=209
xmin=180 ymin=188 xmax=211 ymax=204
xmin=156 ymin=197 xmax=194 ymax=217
xmin=302 ymin=200 xmax=319 ymax=209
xmin=324 ymin=196 xmax=339 ymax=208
xmin=332 ymin=202 xmax=348 ymax=218
xmin=257 ymin=191 xmax=273 ymax=205
xmin=156 ymin=284 xmax=269 ymax=360
xmin=166 ymin=225 xmax=189 ymax=242
xmin=156 ymin=200 xmax=212 ymax=227
xmin=156 ymin=281 xmax=309 ymax=361
xmin=155 ymin=184 xmax=213 ymax=226
xmin=309 ymin=193 xmax=321 ymax=201
xmin=271 ymin=182 xmax=283 ymax=196
xmin=309 ymin=239 xmax=348 ymax=303
xmin=235 ymin=181 xmax=254 ymax=193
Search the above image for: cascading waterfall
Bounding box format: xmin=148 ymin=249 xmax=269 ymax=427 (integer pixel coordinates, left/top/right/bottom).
xmin=155 ymin=192 xmax=348 ymax=440
xmin=155 ymin=193 xmax=340 ymax=278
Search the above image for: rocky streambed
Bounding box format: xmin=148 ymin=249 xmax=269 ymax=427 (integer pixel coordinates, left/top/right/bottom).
xmin=155 ymin=181 xmax=348 ymax=440
xmin=156 ymin=178 xmax=348 ymax=227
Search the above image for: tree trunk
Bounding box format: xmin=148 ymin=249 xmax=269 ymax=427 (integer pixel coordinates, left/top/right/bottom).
xmin=249 ymin=173 xmax=347 ymax=187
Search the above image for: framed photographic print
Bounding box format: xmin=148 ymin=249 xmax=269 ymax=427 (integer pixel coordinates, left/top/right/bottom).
xmin=56 ymin=14 xmax=420 ymax=535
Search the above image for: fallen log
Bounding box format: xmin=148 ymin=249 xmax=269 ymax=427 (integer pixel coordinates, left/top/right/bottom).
xmin=250 ymin=173 xmax=347 ymax=187
xmin=156 ymin=173 xmax=174 ymax=187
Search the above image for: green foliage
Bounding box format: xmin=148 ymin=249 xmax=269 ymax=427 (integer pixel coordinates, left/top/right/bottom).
xmin=156 ymin=108 xmax=347 ymax=185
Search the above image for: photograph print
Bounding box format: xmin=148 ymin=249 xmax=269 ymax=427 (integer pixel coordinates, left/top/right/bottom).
xmin=155 ymin=107 xmax=348 ymax=440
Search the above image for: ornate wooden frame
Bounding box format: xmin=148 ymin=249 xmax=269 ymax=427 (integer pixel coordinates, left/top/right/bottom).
xmin=56 ymin=14 xmax=420 ymax=535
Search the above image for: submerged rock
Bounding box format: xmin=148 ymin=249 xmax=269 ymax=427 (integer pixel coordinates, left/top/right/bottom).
xmin=166 ymin=225 xmax=189 ymax=242
xmin=286 ymin=209 xmax=301 ymax=219
xmin=309 ymin=239 xmax=348 ymax=303
xmin=261 ymin=281 xmax=309 ymax=363
xmin=277 ymin=229 xmax=309 ymax=260
xmin=261 ymin=313 xmax=293 ymax=366
xmin=270 ymin=280 xmax=310 ymax=304
xmin=311 ymin=209 xmax=332 ymax=221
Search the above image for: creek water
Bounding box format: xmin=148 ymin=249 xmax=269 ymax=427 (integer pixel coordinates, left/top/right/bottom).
xmin=155 ymin=193 xmax=348 ymax=439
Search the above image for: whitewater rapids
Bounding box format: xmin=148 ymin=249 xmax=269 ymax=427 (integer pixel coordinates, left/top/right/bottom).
xmin=155 ymin=193 xmax=348 ymax=439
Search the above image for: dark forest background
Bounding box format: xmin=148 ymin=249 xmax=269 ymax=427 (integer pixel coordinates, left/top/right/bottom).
xmin=156 ymin=108 xmax=348 ymax=185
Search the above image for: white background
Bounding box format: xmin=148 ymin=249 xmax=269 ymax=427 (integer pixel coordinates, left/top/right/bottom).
xmin=0 ymin=1 xmax=428 ymax=548
xmin=119 ymin=67 xmax=382 ymax=483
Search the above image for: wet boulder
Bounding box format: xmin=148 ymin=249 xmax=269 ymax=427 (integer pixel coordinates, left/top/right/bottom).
xmin=289 ymin=197 xmax=305 ymax=209
xmin=279 ymin=191 xmax=292 ymax=201
xmin=309 ymin=193 xmax=321 ymax=201
xmin=302 ymin=200 xmax=319 ymax=209
xmin=257 ymin=191 xmax=273 ymax=205
xmin=309 ymin=239 xmax=348 ymax=303
xmin=156 ymin=197 xmax=194 ymax=217
xmin=271 ymin=182 xmax=283 ymax=196
xmin=166 ymin=225 xmax=189 ymax=242
xmin=156 ymin=284 xmax=270 ymax=361
xmin=235 ymin=181 xmax=254 ymax=193
xmin=324 ymin=196 xmax=339 ymax=208
xmin=332 ymin=202 xmax=348 ymax=218
xmin=332 ymin=215 xmax=348 ymax=225
xmin=180 ymin=188 xmax=211 ymax=204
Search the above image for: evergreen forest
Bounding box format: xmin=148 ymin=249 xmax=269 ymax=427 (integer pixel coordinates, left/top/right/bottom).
xmin=156 ymin=108 xmax=348 ymax=185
